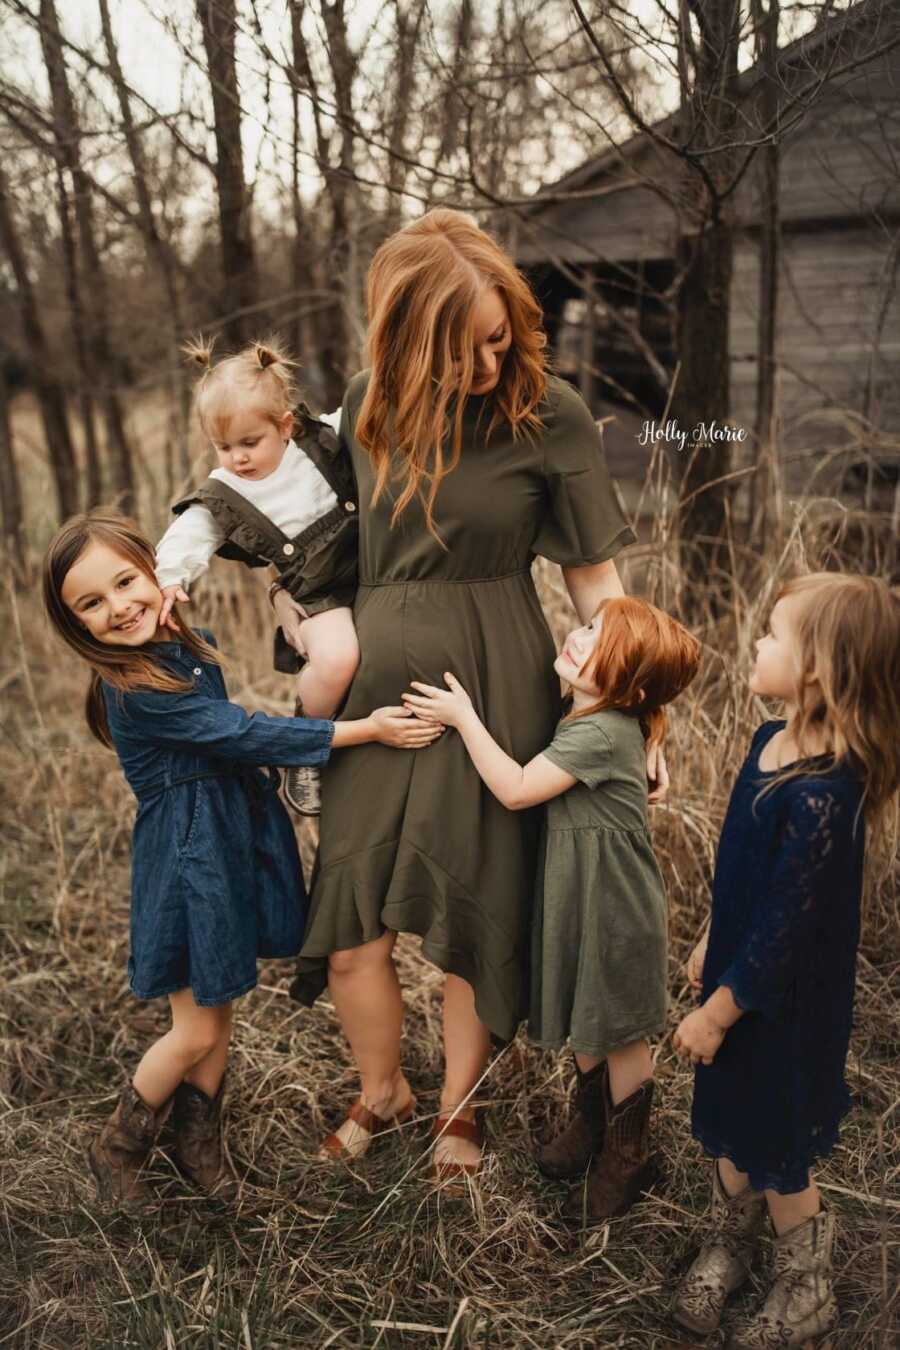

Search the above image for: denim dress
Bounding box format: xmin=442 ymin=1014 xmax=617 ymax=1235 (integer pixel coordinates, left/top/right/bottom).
xmin=103 ymin=632 xmax=334 ymax=1006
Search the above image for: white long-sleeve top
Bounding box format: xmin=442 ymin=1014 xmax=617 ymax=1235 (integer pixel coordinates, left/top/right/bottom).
xmin=156 ymin=415 xmax=342 ymax=590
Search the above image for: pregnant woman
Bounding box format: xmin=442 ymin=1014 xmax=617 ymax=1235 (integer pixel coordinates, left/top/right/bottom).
xmin=277 ymin=209 xmax=654 ymax=1178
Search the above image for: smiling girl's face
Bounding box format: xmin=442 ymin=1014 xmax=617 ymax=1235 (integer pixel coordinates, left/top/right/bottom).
xmin=61 ymin=541 xmax=167 ymax=647
xmin=554 ymin=615 xmax=602 ymax=697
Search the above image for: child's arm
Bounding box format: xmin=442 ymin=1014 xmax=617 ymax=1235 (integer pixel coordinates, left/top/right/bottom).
xmin=156 ymin=505 xmax=226 ymax=627
xmin=674 ymin=784 xmax=852 ymax=1065
xmin=120 ymin=689 xmax=439 ymax=764
xmin=402 ymin=673 xmax=576 ymax=809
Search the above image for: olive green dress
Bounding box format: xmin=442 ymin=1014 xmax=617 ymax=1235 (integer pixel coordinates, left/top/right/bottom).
xmin=289 ymin=372 xmax=636 ymax=1041
xmin=531 ymin=709 xmax=669 ymax=1058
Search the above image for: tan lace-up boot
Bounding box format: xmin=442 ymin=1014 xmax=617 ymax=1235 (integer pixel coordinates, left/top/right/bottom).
xmin=728 ymin=1210 xmax=838 ymax=1349
xmin=673 ymin=1161 xmax=767 ymax=1334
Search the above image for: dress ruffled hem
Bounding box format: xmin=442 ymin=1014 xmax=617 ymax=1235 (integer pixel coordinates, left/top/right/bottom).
xmin=290 ymin=839 xmax=525 ymax=1042
xmin=692 ymin=1105 xmax=850 ymax=1195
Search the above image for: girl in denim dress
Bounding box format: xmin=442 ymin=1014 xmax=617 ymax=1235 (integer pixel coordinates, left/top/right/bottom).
xmin=43 ymin=512 xmax=440 ymax=1209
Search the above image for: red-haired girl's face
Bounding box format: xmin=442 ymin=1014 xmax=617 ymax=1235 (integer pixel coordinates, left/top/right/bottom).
xmin=468 ymin=288 xmax=512 ymax=394
xmin=554 ymin=615 xmax=602 ymax=695
xmin=61 ymin=541 xmax=166 ymax=647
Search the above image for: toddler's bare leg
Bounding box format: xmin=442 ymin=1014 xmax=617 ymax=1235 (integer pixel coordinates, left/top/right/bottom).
xmin=296 ymin=608 xmax=359 ymax=718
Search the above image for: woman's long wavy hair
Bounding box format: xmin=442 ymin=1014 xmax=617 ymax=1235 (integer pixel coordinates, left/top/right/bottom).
xmin=356 ymin=208 xmax=548 ymax=540
xmin=43 ymin=512 xmax=219 ymax=748
xmin=759 ymin=572 xmax=900 ymax=818
xmin=565 ymin=597 xmax=701 ymax=749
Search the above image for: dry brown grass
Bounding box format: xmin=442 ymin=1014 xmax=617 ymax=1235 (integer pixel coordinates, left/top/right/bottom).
xmin=1 ymin=425 xmax=898 ymax=1348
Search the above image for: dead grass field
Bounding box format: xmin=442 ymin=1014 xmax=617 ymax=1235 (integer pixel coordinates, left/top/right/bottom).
xmin=1 ymin=409 xmax=898 ymax=1348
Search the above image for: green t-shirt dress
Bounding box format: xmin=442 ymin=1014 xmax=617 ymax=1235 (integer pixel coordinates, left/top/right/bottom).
xmin=290 ymin=372 xmax=636 ymax=1042
xmin=531 ymin=708 xmax=669 ymax=1057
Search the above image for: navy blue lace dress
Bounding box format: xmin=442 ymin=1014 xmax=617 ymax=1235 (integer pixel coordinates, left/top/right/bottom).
xmin=692 ymin=720 xmax=865 ymax=1193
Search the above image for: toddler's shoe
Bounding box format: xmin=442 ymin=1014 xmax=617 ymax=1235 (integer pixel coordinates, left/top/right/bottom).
xmin=728 ymin=1209 xmax=838 ymax=1349
xmin=284 ymin=764 xmax=322 ymax=816
xmin=536 ymin=1057 xmax=607 ymax=1180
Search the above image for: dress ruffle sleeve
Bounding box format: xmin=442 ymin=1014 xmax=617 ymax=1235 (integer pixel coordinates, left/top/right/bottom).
xmin=532 ymin=379 xmax=636 ymax=567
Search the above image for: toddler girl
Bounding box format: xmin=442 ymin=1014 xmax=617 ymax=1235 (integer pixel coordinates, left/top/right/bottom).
xmin=403 ymin=596 xmax=700 ymax=1212
xmin=672 ymin=572 xmax=900 ymax=1348
xmin=155 ymin=337 xmax=358 ymax=816
xmin=44 ymin=512 xmax=439 ymax=1208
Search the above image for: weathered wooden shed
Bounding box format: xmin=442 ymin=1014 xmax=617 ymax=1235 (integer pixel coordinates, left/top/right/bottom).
xmin=515 ymin=1 xmax=900 ymax=502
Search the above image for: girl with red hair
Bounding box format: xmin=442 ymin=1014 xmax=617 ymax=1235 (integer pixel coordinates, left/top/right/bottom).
xmin=405 ymin=596 xmax=700 ymax=1213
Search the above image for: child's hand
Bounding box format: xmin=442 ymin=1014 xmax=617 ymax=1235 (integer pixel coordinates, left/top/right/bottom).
xmin=673 ymin=1006 xmax=726 ymax=1066
xmin=370 ymin=706 xmax=444 ymax=748
xmin=160 ymin=584 xmax=189 ymax=630
xmin=686 ymin=926 xmax=709 ymax=991
xmin=273 ymin=589 xmax=308 ymax=654
xmin=401 ymin=673 xmax=474 ymax=729
xmin=646 ymin=740 xmax=669 ymax=804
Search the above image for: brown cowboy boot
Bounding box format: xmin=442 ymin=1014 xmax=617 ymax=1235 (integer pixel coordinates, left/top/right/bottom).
xmin=564 ymin=1077 xmax=657 ymax=1223
xmin=536 ymin=1059 xmax=607 ymax=1180
xmin=172 ymin=1078 xmax=237 ymax=1199
xmin=672 ymin=1161 xmax=767 ymax=1334
xmin=88 ymin=1082 xmax=167 ymax=1209
xmin=729 ymin=1210 xmax=839 ymax=1349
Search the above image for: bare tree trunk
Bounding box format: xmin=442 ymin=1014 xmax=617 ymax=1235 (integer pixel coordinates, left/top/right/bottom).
xmin=384 ymin=0 xmax=426 ymax=229
xmin=750 ymin=0 xmax=781 ymax=544
xmin=98 ymin=0 xmax=190 ymax=486
xmin=289 ymin=0 xmax=311 ymax=370
xmin=196 ymin=0 xmax=259 ymax=349
xmin=39 ymin=0 xmax=135 ymax=512
xmin=0 ymin=164 xmax=79 ymax=521
xmin=0 ymin=353 xmax=25 ymax=572
xmin=668 ymin=0 xmax=741 ymax=589
xmin=56 ymin=164 xmax=102 ymax=507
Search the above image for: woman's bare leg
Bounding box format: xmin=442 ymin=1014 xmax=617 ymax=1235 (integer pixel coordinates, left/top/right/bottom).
xmin=436 ymin=973 xmax=491 ymax=1169
xmin=326 ymin=930 xmax=412 ymax=1155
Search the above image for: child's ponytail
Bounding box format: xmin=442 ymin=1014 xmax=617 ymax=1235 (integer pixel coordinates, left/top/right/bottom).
xmin=186 ymin=334 xmax=300 ymax=436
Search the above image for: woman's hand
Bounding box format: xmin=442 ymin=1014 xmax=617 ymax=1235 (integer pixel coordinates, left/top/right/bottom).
xmin=370 ymin=706 xmax=444 ymax=748
xmin=159 ymin=583 xmax=189 ymax=630
xmin=272 ymin=588 xmax=308 ymax=654
xmin=673 ymin=1007 xmax=726 ymax=1066
xmin=401 ymin=673 xmax=473 ymax=729
xmin=646 ymin=741 xmax=669 ymax=804
xmin=686 ymin=925 xmax=710 ymax=992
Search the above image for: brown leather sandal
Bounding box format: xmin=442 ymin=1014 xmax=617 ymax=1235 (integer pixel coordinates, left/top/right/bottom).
xmin=319 ymin=1095 xmax=417 ymax=1161
xmin=429 ymin=1112 xmax=484 ymax=1184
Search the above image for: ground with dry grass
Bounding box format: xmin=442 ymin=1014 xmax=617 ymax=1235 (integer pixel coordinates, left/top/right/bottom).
xmin=1 ymin=474 xmax=898 ymax=1347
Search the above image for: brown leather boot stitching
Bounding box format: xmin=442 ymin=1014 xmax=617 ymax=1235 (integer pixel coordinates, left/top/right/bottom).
xmin=172 ymin=1079 xmax=237 ymax=1199
xmin=564 ymin=1077 xmax=658 ymax=1225
xmin=88 ymin=1082 xmax=166 ymax=1209
xmin=536 ymin=1058 xmax=607 ymax=1181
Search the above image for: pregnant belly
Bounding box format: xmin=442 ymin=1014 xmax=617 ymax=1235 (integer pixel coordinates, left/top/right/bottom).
xmin=345 ymin=574 xmax=559 ymax=759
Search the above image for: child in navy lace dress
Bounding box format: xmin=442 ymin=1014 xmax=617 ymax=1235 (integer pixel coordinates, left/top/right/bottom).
xmin=672 ymin=573 xmax=900 ymax=1348
xmin=43 ymin=512 xmax=439 ymax=1209
xmin=155 ymin=337 xmax=357 ymax=816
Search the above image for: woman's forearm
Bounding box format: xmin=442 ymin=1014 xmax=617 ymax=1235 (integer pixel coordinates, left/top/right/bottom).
xmin=562 ymin=558 xmax=624 ymax=623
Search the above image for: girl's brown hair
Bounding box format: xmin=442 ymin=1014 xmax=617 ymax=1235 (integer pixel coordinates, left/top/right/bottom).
xmin=566 ymin=597 xmax=701 ymax=748
xmin=762 ymin=572 xmax=900 ymax=816
xmin=42 ymin=512 xmax=219 ymax=748
xmin=184 ymin=334 xmax=299 ymax=441
xmin=356 ymin=208 xmax=548 ymax=539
